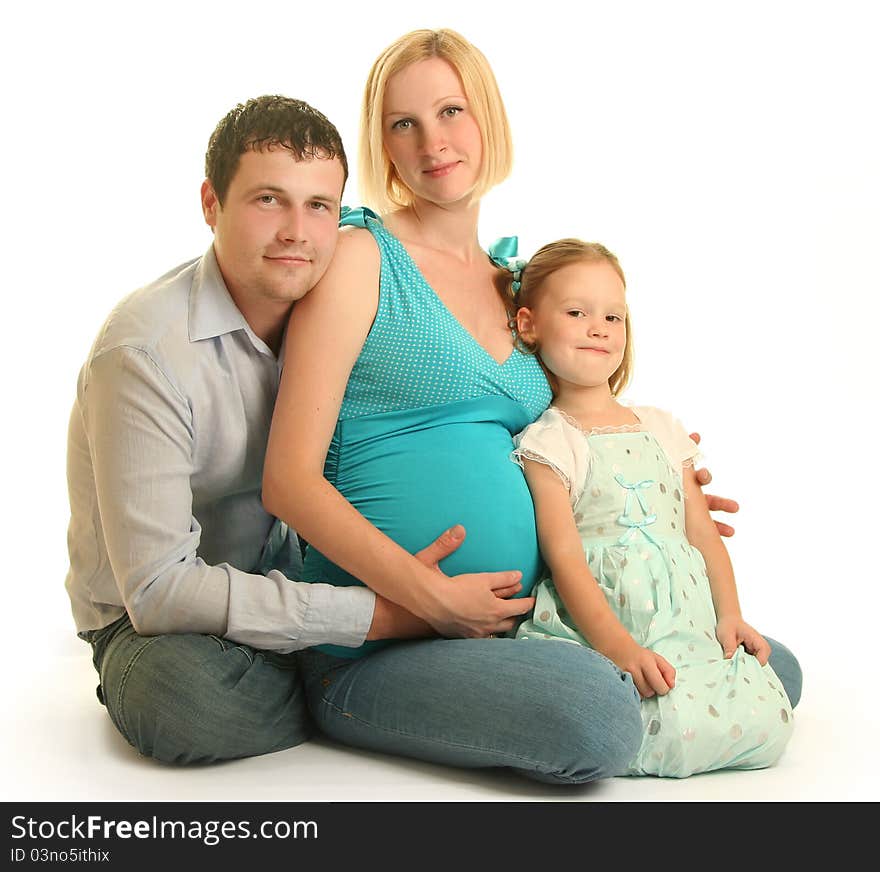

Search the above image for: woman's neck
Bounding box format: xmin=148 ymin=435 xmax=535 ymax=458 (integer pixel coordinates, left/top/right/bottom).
xmin=386 ymin=197 xmax=483 ymax=264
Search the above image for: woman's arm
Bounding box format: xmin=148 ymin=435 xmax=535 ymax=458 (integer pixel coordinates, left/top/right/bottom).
xmin=682 ymin=466 xmax=771 ymax=664
xmin=524 ymin=460 xmax=675 ymax=697
xmin=262 ymin=229 xmax=531 ymax=639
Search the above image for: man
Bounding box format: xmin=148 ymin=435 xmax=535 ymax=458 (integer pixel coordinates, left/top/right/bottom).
xmin=65 ymin=95 xmax=502 ymax=764
xmin=66 ymin=95 xmax=800 ymax=776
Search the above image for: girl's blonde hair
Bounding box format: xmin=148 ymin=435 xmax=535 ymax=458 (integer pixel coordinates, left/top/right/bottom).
xmin=511 ymin=239 xmax=634 ymax=397
xmin=359 ymin=28 xmax=514 ymax=212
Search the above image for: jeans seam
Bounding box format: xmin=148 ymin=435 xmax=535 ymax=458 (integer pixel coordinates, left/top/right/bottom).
xmin=113 ymin=635 xmax=165 ymax=746
xmin=209 ymin=635 xmax=303 ymax=673
xmin=207 ymin=634 xmax=256 ymax=665
xmin=316 ymin=695 xmax=585 ymax=783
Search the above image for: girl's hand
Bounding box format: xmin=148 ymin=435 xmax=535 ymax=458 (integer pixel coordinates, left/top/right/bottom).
xmin=689 ymin=432 xmax=740 ymax=537
xmin=715 ymin=615 xmax=772 ymax=665
xmin=608 ymin=641 xmax=676 ymax=699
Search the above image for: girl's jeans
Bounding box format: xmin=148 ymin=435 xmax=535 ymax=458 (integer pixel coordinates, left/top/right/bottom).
xmin=87 ymin=613 xmax=802 ymax=782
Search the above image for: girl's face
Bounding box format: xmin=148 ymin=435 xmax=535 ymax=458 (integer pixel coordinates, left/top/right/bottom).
xmin=516 ymin=260 xmax=627 ymax=391
xmin=382 ymin=56 xmax=483 ymax=207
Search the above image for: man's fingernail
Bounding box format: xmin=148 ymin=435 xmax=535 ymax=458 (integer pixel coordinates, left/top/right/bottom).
xmin=448 ymin=524 xmax=464 ymax=540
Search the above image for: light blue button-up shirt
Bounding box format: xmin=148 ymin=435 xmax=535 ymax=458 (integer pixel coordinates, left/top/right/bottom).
xmin=65 ymin=246 xmax=374 ymax=652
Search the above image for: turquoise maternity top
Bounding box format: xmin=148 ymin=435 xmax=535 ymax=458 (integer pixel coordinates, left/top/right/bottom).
xmin=302 ymin=208 xmax=552 ymax=657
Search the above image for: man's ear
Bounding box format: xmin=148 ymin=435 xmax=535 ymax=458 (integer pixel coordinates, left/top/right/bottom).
xmin=515 ymin=307 xmax=537 ymax=345
xmin=201 ymin=180 xmax=220 ymax=230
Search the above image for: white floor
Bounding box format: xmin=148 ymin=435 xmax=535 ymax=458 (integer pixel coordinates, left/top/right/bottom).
xmin=6 ymin=635 xmax=876 ymax=803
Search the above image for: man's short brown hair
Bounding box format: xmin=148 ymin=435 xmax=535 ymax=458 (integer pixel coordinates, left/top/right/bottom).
xmin=205 ymin=95 xmax=348 ymax=204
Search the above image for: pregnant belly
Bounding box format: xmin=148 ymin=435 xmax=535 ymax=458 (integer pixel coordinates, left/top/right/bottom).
xmin=304 ymin=401 xmax=542 ymax=596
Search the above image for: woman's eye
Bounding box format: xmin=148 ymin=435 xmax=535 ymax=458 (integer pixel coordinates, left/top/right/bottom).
xmin=392 ymin=119 xmax=413 ymax=130
xmin=442 ymin=106 xmax=463 ymax=118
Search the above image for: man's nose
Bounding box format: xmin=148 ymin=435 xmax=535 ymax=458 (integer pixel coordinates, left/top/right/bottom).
xmin=279 ymin=207 xmax=307 ymax=242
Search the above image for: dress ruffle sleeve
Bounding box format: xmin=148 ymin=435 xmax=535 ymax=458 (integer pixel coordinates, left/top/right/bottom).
xmin=511 ymin=408 xmax=590 ymax=506
xmin=631 ymin=406 xmax=702 ymax=471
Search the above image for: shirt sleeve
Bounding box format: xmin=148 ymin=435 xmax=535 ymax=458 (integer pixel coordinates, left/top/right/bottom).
xmin=82 ymin=346 xmax=374 ymax=652
xmin=511 ymin=408 xmax=590 ymax=505
xmin=632 ymin=405 xmax=702 ymax=471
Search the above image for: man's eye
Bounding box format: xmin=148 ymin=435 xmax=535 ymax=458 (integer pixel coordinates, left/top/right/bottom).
xmin=258 ymin=195 xmax=276 ymax=205
xmin=310 ymin=202 xmax=328 ymax=211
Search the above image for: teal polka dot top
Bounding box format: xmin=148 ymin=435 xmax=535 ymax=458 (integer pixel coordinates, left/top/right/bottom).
xmin=337 ymin=207 xmax=551 ymax=422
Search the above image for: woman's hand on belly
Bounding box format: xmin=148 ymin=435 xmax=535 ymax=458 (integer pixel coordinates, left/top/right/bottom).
xmin=429 ymin=572 xmax=535 ymax=638
xmin=363 ymin=522 xmax=532 ymax=640
xmin=408 ymin=524 xmax=536 ymax=638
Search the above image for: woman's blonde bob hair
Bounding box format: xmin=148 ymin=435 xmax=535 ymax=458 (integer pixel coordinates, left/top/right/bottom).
xmin=513 ymin=239 xmax=634 ymax=398
xmin=359 ymin=28 xmax=513 ymax=212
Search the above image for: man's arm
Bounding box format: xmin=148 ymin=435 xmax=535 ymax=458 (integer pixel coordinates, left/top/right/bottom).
xmin=689 ymin=432 xmax=739 ymax=537
xmin=82 ymin=345 xmax=374 ymax=652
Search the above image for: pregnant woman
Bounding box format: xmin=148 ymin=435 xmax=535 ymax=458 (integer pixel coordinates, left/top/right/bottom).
xmin=263 ymin=28 xmax=644 ymax=783
xmin=263 ymin=28 xmax=800 ymax=783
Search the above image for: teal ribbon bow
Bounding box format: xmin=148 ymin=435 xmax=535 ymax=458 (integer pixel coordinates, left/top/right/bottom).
xmin=488 ymin=236 xmax=527 ymax=293
xmin=613 ymin=474 xmax=659 ymax=547
xmin=338 ymin=205 xmax=380 ymax=228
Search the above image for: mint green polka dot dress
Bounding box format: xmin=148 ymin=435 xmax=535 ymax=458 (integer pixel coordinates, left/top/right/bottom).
xmin=513 ymin=406 xmax=793 ymax=777
xmin=303 ymin=208 xmax=552 ymax=658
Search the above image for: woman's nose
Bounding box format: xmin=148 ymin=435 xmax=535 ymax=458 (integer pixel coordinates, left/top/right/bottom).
xmin=420 ymin=122 xmax=447 ymax=155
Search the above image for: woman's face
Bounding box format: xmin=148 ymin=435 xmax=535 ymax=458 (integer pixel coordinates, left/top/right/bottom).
xmin=382 ymin=57 xmax=483 ymax=207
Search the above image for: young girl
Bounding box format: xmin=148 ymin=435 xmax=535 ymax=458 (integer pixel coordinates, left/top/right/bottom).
xmin=507 ymin=239 xmax=793 ymax=777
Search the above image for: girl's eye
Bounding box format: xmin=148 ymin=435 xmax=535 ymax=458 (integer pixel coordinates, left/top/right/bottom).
xmin=392 ymin=118 xmax=413 ymax=130
xmin=606 ymin=314 xmax=624 ymax=323
xmin=442 ymin=106 xmax=463 ymax=118
xmin=566 ymin=310 xmax=585 ymax=318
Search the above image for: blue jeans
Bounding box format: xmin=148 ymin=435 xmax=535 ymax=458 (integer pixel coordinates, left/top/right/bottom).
xmin=88 ymin=614 xmax=802 ymax=781
xmin=298 ymin=634 xmax=802 ymax=784
xmin=86 ymin=614 xmax=312 ymax=765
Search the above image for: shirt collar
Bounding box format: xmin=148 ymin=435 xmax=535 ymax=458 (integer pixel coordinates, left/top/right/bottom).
xmin=188 ymin=245 xmax=252 ymax=343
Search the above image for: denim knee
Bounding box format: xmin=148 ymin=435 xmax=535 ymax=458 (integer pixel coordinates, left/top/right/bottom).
xmin=94 ymin=618 xmax=311 ymax=764
xmin=516 ymin=643 xmax=643 ymax=785
xmin=765 ymin=637 xmax=803 ymax=708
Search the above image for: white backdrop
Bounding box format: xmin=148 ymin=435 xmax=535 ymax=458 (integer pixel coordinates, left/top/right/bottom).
xmin=3 ymin=0 xmax=878 ymax=798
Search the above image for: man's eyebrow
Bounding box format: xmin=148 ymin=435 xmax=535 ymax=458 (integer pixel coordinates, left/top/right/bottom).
xmin=242 ymin=184 xmax=286 ymax=196
xmin=241 ymin=185 xmax=340 ymax=206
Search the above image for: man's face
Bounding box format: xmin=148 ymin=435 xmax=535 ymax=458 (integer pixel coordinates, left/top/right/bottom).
xmin=201 ymin=146 xmax=344 ymax=313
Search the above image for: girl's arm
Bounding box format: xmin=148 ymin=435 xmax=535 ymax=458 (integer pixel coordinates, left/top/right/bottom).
xmin=523 ymin=459 xmax=675 ymax=697
xmin=262 ymin=229 xmax=532 ymax=640
xmin=682 ymin=466 xmax=771 ymax=664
